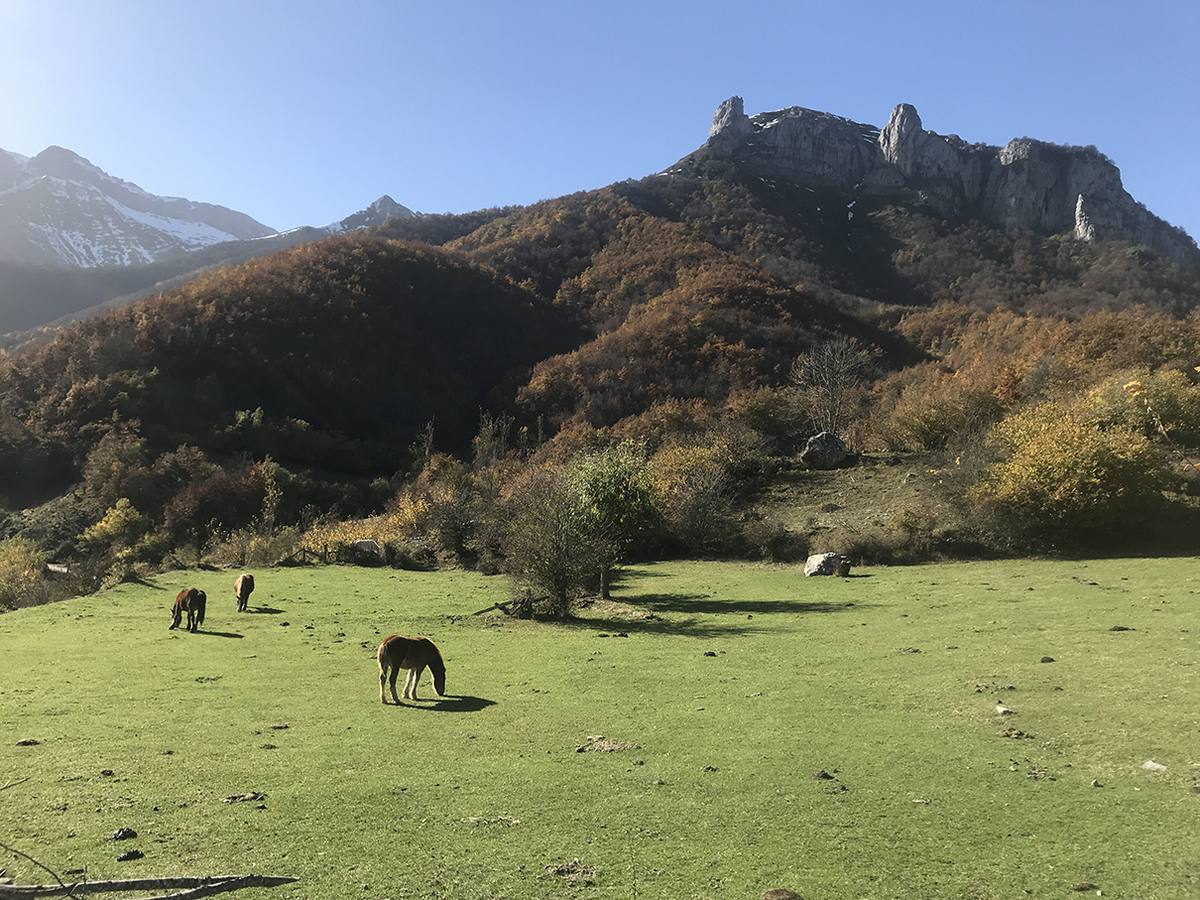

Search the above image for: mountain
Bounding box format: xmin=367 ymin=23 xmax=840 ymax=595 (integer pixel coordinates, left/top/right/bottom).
xmin=684 ymin=98 xmax=1198 ymax=265
xmin=0 ymin=181 xmax=421 ymax=337
xmin=328 ymin=194 xmax=416 ymax=232
xmin=0 ymin=146 xmax=276 ymax=267
xmin=4 ymin=96 xmax=1200 ymax=514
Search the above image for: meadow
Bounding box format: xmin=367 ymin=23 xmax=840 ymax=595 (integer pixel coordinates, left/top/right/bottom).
xmin=1 ymin=559 xmax=1197 ymax=899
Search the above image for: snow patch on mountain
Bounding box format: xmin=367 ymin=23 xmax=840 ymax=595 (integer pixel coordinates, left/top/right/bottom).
xmin=0 ymin=145 xmax=274 ymax=267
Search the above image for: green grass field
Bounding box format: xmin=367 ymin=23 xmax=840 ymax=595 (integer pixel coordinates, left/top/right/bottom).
xmin=1 ymin=559 xmax=1198 ymax=899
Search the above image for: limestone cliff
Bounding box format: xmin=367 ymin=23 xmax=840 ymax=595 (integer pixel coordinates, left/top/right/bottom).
xmin=687 ymin=98 xmax=1196 ymax=265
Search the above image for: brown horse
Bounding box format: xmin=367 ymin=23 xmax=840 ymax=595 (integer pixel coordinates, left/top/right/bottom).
xmin=169 ymin=588 xmax=206 ymax=632
xmin=377 ymin=635 xmax=446 ymax=704
xmin=233 ymin=573 xmax=255 ymax=612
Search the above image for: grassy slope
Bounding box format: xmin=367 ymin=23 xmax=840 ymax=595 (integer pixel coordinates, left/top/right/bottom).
xmin=0 ymin=560 xmax=1197 ymax=899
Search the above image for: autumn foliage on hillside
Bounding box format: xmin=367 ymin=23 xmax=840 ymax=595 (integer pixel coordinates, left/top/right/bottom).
xmin=2 ymin=167 xmax=1200 ymax=587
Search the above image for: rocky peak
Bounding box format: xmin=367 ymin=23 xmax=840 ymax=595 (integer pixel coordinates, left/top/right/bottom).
xmin=27 ymin=146 xmax=105 ymax=182
xmin=331 ymin=194 xmax=417 ymax=232
xmin=680 ymin=97 xmax=1197 ymax=265
xmin=878 ymin=104 xmax=923 ymax=171
xmin=710 ymin=96 xmax=751 ymax=140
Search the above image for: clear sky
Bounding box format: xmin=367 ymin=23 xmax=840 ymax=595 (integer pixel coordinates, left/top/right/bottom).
xmin=2 ymin=0 xmax=1197 ymax=238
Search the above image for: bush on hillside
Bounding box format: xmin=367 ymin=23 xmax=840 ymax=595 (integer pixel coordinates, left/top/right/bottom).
xmin=969 ymin=403 xmax=1171 ymax=542
xmin=0 ymin=536 xmax=49 ymax=610
xmin=648 ymin=442 xmax=737 ymax=554
xmin=1083 ymin=369 xmax=1200 ymax=447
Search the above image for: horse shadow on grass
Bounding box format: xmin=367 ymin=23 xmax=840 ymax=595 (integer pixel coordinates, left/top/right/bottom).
xmin=196 ymin=629 xmax=245 ymax=639
xmin=387 ymin=694 xmax=496 ymax=713
xmin=248 ymin=606 xmax=285 ymax=614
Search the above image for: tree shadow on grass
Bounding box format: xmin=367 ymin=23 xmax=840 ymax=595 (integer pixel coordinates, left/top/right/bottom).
xmin=196 ymin=630 xmax=245 ymax=639
xmin=386 ymin=695 xmax=496 ymax=713
xmin=556 ymin=607 xmax=770 ymax=639
xmin=123 ymin=574 xmax=168 ymax=590
xmin=618 ymin=593 xmax=870 ymax=617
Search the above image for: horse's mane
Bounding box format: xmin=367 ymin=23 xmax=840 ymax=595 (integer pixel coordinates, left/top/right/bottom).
xmin=426 ymin=640 xmax=445 ymax=677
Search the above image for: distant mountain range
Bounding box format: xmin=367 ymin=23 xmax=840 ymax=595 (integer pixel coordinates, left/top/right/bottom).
xmin=0 ymin=144 xmax=417 ymax=269
xmin=3 ymin=99 xmax=1197 ymax=342
xmin=0 ymin=145 xmax=417 ymax=334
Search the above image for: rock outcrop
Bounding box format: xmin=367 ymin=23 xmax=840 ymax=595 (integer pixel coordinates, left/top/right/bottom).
xmin=676 ymin=98 xmax=1197 ymax=265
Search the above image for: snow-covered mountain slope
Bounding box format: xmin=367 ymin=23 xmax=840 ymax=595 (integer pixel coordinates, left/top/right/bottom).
xmin=0 ymin=146 xmax=275 ymax=267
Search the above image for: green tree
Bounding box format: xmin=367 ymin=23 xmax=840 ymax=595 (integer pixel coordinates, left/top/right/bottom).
xmin=79 ymin=497 xmax=145 ymax=550
xmin=568 ymin=441 xmax=657 ymax=598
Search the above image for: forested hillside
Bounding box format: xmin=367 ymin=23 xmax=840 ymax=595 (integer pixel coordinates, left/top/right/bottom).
xmin=2 ymin=135 xmax=1199 ymax=597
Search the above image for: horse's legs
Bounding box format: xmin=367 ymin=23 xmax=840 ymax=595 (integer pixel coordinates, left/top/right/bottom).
xmin=410 ymin=666 xmax=425 ymax=701
xmin=389 ymin=666 xmax=402 ymax=704
xmin=379 ymin=665 xmax=389 ymax=704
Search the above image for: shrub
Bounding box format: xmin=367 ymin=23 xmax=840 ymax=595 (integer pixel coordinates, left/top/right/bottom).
xmin=970 ymin=403 xmax=1171 ymax=542
xmin=205 ymin=526 xmax=302 ymax=568
xmin=1083 ymin=369 xmax=1200 ymax=447
xmin=501 ymin=466 xmax=600 ymax=618
xmin=648 ymin=442 xmax=736 ymax=553
xmin=876 ymin=376 xmax=1003 ymax=452
xmin=740 ymin=515 xmax=809 ymax=562
xmin=0 ymin=537 xmax=49 ymax=610
xmin=79 ymin=498 xmax=145 ymax=551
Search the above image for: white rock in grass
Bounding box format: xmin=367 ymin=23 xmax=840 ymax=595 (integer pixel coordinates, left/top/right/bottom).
xmin=1140 ymin=760 xmax=1167 ymax=773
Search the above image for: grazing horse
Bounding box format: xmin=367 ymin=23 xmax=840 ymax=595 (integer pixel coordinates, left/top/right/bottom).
xmin=377 ymin=635 xmax=446 ymax=704
xmin=233 ymin=573 xmax=255 ymax=612
xmin=169 ymin=589 xmax=206 ymax=633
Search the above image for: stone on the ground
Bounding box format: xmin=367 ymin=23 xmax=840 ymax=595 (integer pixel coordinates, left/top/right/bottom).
xmin=804 ymin=553 xmax=851 ymax=577
xmin=800 ymin=431 xmax=847 ymax=469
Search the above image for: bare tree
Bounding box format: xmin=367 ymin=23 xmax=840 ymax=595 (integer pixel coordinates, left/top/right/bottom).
xmin=788 ymin=336 xmax=879 ymax=436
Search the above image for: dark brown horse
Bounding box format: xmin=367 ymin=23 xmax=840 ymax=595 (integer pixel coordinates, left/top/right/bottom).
xmin=233 ymin=573 xmax=255 ymax=612
xmin=169 ymin=588 xmax=206 ymax=632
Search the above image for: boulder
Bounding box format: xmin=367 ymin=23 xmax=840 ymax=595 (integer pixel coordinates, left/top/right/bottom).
xmin=350 ymin=539 xmax=385 ymax=564
xmin=804 ymin=553 xmax=851 ymax=577
xmin=800 ymin=432 xmax=847 ymax=469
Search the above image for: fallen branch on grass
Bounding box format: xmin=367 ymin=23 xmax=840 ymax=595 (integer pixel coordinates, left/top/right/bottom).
xmin=0 ymin=874 xmax=297 ymax=898
xmin=471 ymin=593 xmax=540 ymax=618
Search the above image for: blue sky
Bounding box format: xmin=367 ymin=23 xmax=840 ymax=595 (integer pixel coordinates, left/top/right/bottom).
xmin=2 ymin=0 xmax=1197 ymax=238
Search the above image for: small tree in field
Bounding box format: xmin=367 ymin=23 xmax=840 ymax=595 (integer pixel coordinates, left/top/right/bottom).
xmin=568 ymin=441 xmax=657 ymax=599
xmin=0 ymin=537 xmax=48 ymax=610
xmin=789 ymin=336 xmax=878 ymax=437
xmin=501 ymin=467 xmax=600 ymax=618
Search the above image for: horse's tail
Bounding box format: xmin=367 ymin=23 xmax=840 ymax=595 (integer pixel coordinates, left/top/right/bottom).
xmin=195 ymin=592 xmax=206 ymax=627
xmin=427 ymin=641 xmax=446 ymax=696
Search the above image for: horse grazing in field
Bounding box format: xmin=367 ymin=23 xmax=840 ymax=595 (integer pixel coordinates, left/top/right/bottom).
xmin=233 ymin=573 xmax=255 ymax=612
xmin=377 ymin=635 xmax=446 ymax=704
xmin=169 ymin=589 xmax=207 ymax=633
